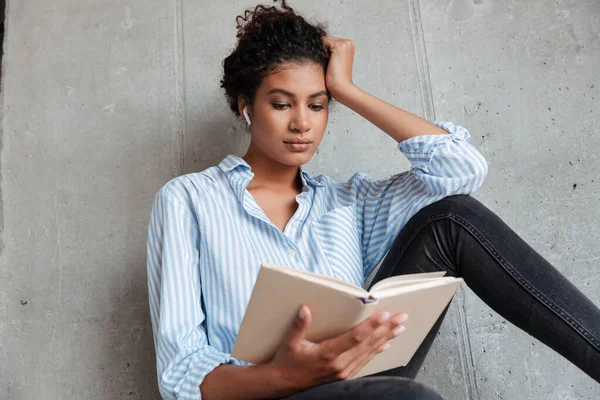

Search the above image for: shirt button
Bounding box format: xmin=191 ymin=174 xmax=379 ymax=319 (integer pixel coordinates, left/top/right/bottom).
xmin=292 ymin=221 xmax=299 ymax=228
xmin=288 ymin=249 xmax=296 ymax=257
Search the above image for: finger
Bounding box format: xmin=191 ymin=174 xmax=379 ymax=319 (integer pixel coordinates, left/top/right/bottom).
xmin=386 ymin=312 xmax=409 ymax=339
xmin=351 ymin=329 xmax=395 ymax=373
xmin=333 ymin=312 xmax=408 ymax=373
xmin=320 ymin=311 xmax=391 ymax=359
xmin=345 ymin=341 xmax=392 ymax=380
xmin=341 ymin=322 xmax=401 ymax=380
xmin=333 ymin=318 xmax=396 ymax=370
xmin=283 ymin=304 xmax=312 ymax=347
xmin=377 ymin=311 xmax=409 ymax=341
xmin=332 ymin=336 xmax=390 ymax=381
xmin=322 ymin=36 xmax=341 ymax=50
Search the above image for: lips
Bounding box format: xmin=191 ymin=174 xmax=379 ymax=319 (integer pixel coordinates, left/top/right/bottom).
xmin=283 ymin=138 xmax=312 ymax=151
xmin=283 ymin=138 xmax=312 ymax=144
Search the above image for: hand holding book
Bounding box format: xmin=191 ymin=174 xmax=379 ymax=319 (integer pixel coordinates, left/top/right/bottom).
xmin=267 ymin=304 xmax=409 ymax=391
xmin=232 ymin=263 xmax=463 ymax=378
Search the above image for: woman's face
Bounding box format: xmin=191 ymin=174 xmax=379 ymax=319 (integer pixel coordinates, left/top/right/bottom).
xmin=239 ymin=62 xmax=329 ymax=167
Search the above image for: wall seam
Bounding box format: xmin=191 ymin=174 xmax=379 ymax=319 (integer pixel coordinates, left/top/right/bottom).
xmin=174 ymin=0 xmax=186 ymax=175
xmin=0 ymin=0 xmax=9 ymax=383
xmin=408 ymin=0 xmax=435 ymax=121
xmin=456 ymin=286 xmax=480 ymax=399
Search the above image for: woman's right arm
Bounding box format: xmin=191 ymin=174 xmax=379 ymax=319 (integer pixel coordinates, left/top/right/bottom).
xmin=148 ymin=180 xmax=408 ymax=399
xmin=147 ymin=183 xmax=247 ymax=400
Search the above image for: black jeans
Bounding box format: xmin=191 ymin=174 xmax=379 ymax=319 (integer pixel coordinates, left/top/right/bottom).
xmin=283 ymin=194 xmax=600 ymax=399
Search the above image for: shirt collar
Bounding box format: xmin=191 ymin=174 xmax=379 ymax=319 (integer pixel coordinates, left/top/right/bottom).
xmin=217 ymin=154 xmax=325 ymax=187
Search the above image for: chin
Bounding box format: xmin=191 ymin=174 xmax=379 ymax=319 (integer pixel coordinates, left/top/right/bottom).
xmin=281 ymin=152 xmax=313 ymax=166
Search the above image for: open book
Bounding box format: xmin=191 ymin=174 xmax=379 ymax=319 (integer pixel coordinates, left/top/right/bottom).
xmin=231 ymin=263 xmax=463 ymax=378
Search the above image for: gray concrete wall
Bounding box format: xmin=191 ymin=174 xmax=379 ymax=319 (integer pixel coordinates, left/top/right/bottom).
xmin=0 ymin=0 xmax=598 ymax=399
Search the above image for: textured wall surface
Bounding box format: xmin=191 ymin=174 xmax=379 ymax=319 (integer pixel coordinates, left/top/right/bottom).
xmin=0 ymin=0 xmax=598 ymax=399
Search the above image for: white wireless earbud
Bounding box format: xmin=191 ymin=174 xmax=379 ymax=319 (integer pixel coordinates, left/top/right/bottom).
xmin=242 ymin=106 xmax=251 ymax=126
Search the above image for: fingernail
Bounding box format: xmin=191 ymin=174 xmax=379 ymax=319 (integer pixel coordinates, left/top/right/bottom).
xmin=298 ymin=306 xmax=306 ymax=320
xmin=393 ymin=325 xmax=406 ymax=336
xmin=380 ymin=343 xmax=392 ymax=351
xmin=392 ymin=314 xmax=409 ymax=325
xmin=378 ymin=312 xmax=391 ymax=324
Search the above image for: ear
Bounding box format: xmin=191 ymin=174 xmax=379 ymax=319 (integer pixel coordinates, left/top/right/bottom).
xmin=237 ymin=94 xmax=249 ymax=117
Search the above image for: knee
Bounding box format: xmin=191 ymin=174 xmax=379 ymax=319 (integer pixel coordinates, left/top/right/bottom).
xmin=422 ymin=194 xmax=489 ymax=220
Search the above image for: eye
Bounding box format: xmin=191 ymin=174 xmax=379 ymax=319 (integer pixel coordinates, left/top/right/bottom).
xmin=271 ymin=103 xmax=326 ymax=111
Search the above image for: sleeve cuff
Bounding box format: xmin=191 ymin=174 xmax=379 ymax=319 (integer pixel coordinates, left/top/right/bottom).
xmin=171 ymin=349 xmax=254 ymax=400
xmin=226 ymin=354 xmax=254 ymax=367
xmin=397 ymin=121 xmax=471 ymax=166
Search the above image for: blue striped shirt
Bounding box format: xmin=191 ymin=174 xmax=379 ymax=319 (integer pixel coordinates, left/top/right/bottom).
xmin=146 ymin=120 xmax=488 ymax=399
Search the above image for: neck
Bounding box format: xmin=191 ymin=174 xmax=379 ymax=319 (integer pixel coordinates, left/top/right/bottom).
xmin=242 ymin=146 xmax=302 ymax=191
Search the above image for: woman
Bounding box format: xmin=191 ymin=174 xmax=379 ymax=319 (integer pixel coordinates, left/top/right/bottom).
xmin=146 ymin=1 xmax=600 ymax=399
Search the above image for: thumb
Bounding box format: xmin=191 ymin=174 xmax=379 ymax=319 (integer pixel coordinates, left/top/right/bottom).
xmin=285 ymin=304 xmax=312 ymax=345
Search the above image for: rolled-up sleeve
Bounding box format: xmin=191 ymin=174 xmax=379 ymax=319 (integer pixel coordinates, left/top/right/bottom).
xmin=147 ymin=184 xmax=237 ymax=400
xmin=398 ymin=120 xmax=488 ymax=196
xmin=351 ymin=121 xmax=488 ymax=280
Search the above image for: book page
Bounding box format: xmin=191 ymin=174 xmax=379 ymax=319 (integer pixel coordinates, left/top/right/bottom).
xmin=369 ymin=277 xmax=447 ymax=293
xmin=371 ymin=277 xmax=462 ymax=298
xmin=369 ymin=271 xmax=447 ymax=293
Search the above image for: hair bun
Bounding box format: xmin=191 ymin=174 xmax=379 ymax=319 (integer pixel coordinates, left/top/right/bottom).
xmin=235 ymin=0 xmax=296 ymax=39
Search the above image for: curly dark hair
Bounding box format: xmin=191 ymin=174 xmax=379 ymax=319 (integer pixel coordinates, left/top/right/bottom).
xmin=220 ymin=0 xmax=332 ymax=118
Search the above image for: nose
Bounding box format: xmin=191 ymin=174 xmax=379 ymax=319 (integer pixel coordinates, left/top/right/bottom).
xmin=289 ymin=108 xmax=311 ymax=133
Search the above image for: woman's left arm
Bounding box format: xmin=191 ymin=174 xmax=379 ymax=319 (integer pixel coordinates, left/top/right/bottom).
xmin=333 ymin=84 xmax=448 ymax=143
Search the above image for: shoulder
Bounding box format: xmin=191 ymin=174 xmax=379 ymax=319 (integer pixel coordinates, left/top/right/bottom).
xmin=155 ymin=166 xmax=223 ymax=207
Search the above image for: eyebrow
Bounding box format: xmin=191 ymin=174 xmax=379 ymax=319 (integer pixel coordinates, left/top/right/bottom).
xmin=266 ymin=88 xmax=328 ymax=99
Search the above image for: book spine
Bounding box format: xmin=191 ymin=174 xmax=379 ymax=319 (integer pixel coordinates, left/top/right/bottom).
xmin=356 ymin=295 xmax=378 ymax=304
xmin=356 ymin=295 xmax=379 ymax=323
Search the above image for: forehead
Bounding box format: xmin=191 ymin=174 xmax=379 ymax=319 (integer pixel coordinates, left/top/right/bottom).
xmin=260 ymin=63 xmax=326 ymax=95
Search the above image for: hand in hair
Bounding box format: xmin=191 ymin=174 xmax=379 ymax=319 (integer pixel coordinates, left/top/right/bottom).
xmin=322 ymin=36 xmax=357 ymax=99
